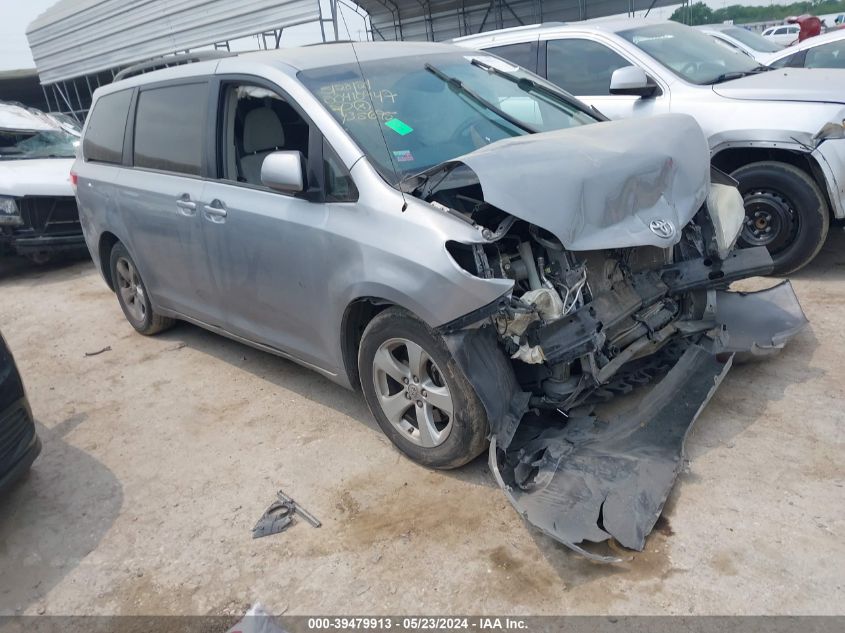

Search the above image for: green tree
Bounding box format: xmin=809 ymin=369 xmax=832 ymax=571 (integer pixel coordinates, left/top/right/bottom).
xmin=671 ymin=0 xmax=845 ymax=26
xmin=669 ymin=2 xmax=714 ymax=26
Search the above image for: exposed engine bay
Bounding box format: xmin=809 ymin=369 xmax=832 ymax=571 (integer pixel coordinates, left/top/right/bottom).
xmin=412 ymin=160 xmax=808 ymax=561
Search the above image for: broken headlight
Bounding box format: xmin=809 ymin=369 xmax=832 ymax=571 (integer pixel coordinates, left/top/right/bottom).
xmin=706 ymin=183 xmax=744 ymax=260
xmin=0 ymin=196 xmax=22 ymax=226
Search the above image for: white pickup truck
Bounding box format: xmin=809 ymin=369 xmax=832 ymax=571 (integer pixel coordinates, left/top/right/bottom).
xmin=0 ymin=101 xmax=85 ymax=263
xmin=456 ymin=19 xmax=845 ymax=273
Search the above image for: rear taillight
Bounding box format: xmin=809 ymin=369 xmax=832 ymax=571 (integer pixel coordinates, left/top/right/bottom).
xmin=70 ymin=171 xmax=78 ymax=189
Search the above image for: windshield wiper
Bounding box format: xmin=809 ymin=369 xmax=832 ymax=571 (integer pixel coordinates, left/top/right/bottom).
xmin=708 ymin=65 xmax=773 ymax=84
xmin=423 ymin=63 xmax=538 ymax=134
xmin=469 ymin=58 xmax=607 ymax=121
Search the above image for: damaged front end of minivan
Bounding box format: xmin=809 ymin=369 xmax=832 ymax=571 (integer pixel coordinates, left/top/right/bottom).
xmin=407 ymin=114 xmax=808 ymax=561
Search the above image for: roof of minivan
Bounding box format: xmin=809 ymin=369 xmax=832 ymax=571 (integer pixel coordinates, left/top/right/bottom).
xmin=245 ymin=41 xmax=461 ymax=70
xmin=96 ymin=41 xmax=465 ymax=94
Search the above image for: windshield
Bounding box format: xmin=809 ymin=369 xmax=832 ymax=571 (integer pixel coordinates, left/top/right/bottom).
xmin=299 ymin=51 xmax=598 ymax=182
xmin=0 ymin=127 xmax=78 ymax=160
xmin=619 ymin=22 xmax=761 ymax=85
xmin=722 ymin=27 xmax=783 ymax=53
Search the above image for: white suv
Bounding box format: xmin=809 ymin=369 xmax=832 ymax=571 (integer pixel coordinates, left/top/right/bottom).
xmin=455 ymin=18 xmax=845 ymax=273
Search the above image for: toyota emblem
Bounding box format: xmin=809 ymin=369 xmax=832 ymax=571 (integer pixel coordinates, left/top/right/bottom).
xmin=649 ymin=219 xmax=676 ymax=239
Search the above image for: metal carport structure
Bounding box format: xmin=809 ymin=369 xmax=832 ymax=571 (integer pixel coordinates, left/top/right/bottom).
xmin=25 ymin=0 xmax=335 ymax=120
xmin=350 ymin=0 xmax=683 ymax=41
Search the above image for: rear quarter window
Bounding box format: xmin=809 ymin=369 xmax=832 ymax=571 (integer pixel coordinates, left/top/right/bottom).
xmin=133 ymin=82 xmax=207 ymax=176
xmin=486 ymin=42 xmax=539 ymax=73
xmin=83 ymin=89 xmax=132 ymax=164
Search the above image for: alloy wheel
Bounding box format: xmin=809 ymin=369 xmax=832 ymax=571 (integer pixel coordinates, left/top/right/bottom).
xmin=115 ymin=256 xmax=147 ymax=323
xmin=371 ymin=337 xmax=454 ymax=448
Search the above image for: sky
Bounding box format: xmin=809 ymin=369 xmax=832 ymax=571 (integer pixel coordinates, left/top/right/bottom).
xmin=0 ymin=0 xmax=807 ymax=72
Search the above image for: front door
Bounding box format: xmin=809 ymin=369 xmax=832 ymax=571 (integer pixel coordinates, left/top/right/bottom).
xmin=542 ymin=37 xmax=670 ymax=121
xmin=200 ymin=80 xmax=356 ymax=369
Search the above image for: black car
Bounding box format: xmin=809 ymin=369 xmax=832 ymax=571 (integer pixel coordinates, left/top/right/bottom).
xmin=0 ymin=328 xmax=40 ymax=493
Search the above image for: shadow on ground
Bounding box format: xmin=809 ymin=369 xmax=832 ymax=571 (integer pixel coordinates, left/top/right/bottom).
xmin=0 ymin=415 xmax=123 ymax=614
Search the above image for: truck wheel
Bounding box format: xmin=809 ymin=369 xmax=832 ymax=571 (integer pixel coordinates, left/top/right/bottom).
xmin=358 ymin=307 xmax=488 ymax=469
xmin=731 ymin=161 xmax=829 ymax=274
xmin=109 ymin=242 xmax=175 ymax=335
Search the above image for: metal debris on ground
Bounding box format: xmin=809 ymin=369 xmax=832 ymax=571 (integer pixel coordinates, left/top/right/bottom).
xmin=252 ymin=489 xmax=321 ymax=539
xmin=83 ymin=346 xmax=111 ymax=357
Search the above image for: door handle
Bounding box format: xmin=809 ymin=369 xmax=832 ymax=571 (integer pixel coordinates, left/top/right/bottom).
xmin=203 ymin=200 xmax=228 ymax=219
xmin=176 ymin=196 xmax=197 ymax=216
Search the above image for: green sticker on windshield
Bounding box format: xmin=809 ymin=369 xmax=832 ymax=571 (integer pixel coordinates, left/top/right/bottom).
xmin=385 ymin=118 xmax=413 ymax=136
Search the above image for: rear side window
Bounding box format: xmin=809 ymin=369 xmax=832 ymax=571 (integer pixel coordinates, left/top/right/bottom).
xmin=83 ymin=89 xmax=132 ymax=163
xmin=134 ymin=83 xmax=207 ymax=175
xmin=486 ymin=42 xmax=539 ymax=73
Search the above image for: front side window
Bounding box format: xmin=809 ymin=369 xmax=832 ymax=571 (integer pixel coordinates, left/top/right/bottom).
xmin=299 ymin=51 xmax=598 ymax=183
xmin=805 ymin=40 xmax=845 ymax=68
xmin=323 ymin=138 xmax=357 ymax=202
xmin=774 ymin=27 xmax=788 ymax=35
xmin=218 ymin=83 xmax=310 ymax=187
xmin=134 ymin=83 xmax=207 ymax=175
xmin=84 ymin=89 xmax=132 ymax=163
xmin=545 ymin=38 xmax=632 ymax=96
xmin=619 ymin=22 xmax=762 ymax=85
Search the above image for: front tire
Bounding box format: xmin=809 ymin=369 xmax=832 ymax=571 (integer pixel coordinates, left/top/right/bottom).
xmin=732 ymin=161 xmax=829 ymax=274
xmin=109 ymin=242 xmax=175 ymax=336
xmin=358 ymin=307 xmax=488 ymax=469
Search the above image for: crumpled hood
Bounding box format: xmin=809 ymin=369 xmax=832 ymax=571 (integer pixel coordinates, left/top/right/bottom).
xmin=447 ymin=113 xmax=710 ymax=251
xmin=0 ymin=158 xmax=75 ymax=197
xmin=712 ymin=68 xmax=845 ymax=104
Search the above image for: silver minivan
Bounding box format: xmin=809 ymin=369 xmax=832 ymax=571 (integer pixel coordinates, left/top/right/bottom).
xmin=74 ymin=42 xmax=806 ymax=559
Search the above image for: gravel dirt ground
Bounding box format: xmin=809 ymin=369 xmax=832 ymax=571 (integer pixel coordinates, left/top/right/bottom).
xmin=0 ymin=232 xmax=843 ymax=617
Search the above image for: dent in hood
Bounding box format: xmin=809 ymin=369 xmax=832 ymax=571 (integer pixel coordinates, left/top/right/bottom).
xmin=0 ymin=158 xmax=75 ymax=197
xmin=418 ymin=113 xmax=711 ymax=250
xmin=711 ymin=68 xmax=845 ymax=105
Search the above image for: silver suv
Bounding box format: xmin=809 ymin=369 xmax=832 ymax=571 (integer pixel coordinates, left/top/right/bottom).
xmin=455 ymin=19 xmax=845 ymax=273
xmin=74 ymin=42 xmax=806 ymax=558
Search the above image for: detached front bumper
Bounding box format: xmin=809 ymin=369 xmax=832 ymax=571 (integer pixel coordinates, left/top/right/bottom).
xmin=488 ymin=282 xmax=807 ymax=562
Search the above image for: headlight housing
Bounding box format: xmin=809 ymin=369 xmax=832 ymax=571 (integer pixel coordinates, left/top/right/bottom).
xmin=0 ymin=196 xmax=22 ymax=226
xmin=707 ymin=183 xmax=745 ymax=260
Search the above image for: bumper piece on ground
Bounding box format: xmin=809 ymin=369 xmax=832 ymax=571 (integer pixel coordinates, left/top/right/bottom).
xmin=490 ymin=343 xmax=731 ymax=562
xmin=715 ymin=280 xmax=809 ymax=358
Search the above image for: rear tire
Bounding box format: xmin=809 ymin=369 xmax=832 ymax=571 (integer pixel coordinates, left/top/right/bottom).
xmin=732 ymin=161 xmax=829 ymax=274
xmin=358 ymin=307 xmax=488 ymax=469
xmin=109 ymin=242 xmax=175 ymax=336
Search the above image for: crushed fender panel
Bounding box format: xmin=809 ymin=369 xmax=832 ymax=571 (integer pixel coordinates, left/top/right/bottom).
xmin=444 ymin=326 xmax=531 ymax=447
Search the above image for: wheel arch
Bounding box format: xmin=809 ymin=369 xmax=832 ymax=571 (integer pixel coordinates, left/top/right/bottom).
xmin=711 ymin=145 xmax=834 ymax=219
xmin=98 ymin=231 xmax=121 ymax=291
xmin=340 ymin=297 xmax=396 ymax=390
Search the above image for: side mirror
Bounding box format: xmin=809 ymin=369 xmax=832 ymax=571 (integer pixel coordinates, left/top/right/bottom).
xmin=609 ymin=66 xmax=659 ymax=97
xmin=261 ymin=151 xmax=304 ymax=193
